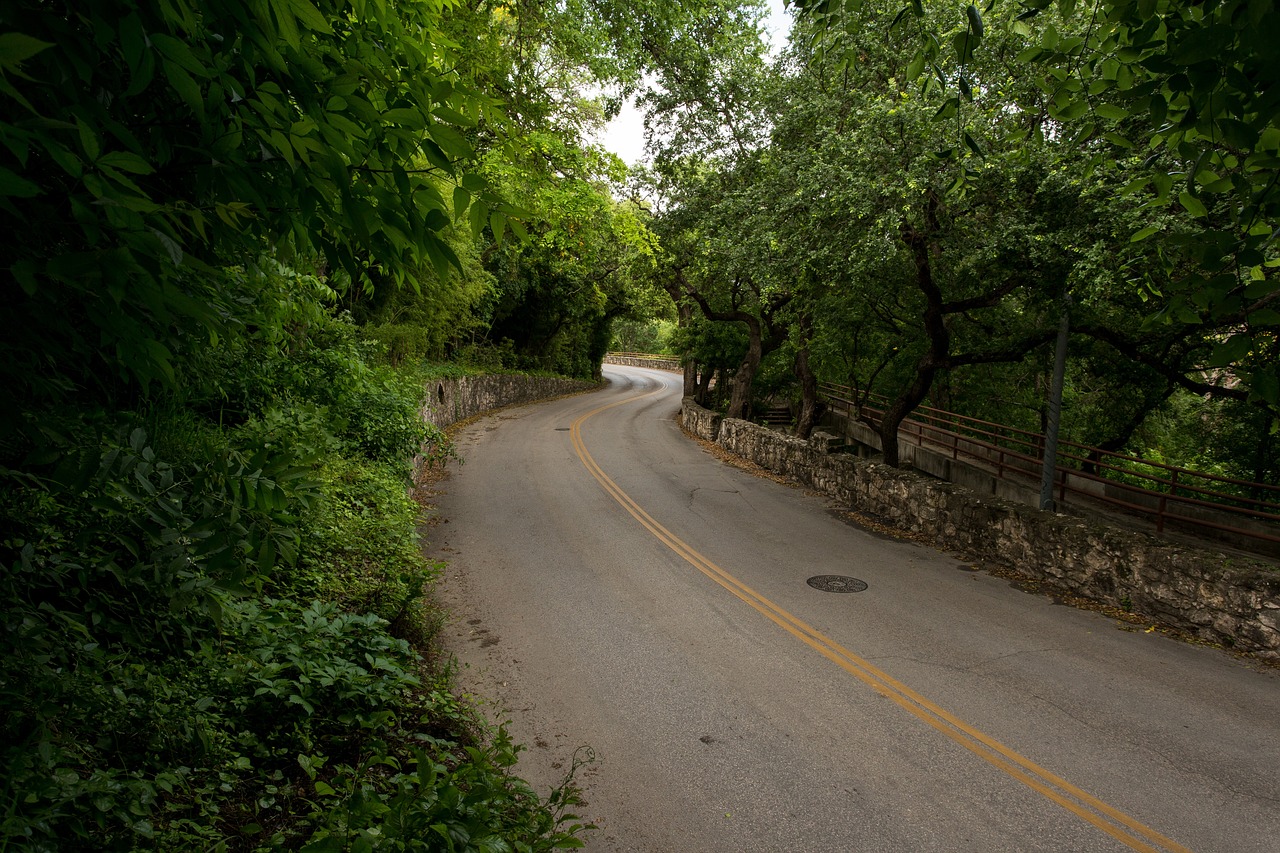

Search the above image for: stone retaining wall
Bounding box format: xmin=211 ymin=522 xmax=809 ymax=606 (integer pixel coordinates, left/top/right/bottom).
xmin=414 ymin=374 xmax=600 ymax=473
xmin=603 ymin=354 xmax=682 ymax=372
xmin=421 ymin=373 xmax=600 ymax=430
xmin=685 ymin=398 xmax=1280 ymax=658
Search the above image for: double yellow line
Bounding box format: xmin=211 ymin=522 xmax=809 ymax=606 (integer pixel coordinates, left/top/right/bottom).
xmin=570 ymin=387 xmax=1191 ymax=853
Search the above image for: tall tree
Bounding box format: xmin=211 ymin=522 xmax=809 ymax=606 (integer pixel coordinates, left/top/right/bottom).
xmin=789 ymin=0 xmax=1280 ymax=413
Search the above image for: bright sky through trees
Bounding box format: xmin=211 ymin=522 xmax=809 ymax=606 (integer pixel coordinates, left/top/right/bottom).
xmin=595 ymin=0 xmax=791 ymax=165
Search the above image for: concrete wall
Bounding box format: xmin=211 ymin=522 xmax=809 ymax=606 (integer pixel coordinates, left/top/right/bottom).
xmin=685 ymin=398 xmax=1280 ymax=658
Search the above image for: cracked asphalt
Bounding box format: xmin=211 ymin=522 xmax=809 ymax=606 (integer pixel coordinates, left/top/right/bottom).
xmin=427 ymin=364 xmax=1280 ymax=853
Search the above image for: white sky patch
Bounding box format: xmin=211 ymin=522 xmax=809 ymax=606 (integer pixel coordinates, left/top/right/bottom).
xmin=593 ymin=0 xmax=791 ymax=167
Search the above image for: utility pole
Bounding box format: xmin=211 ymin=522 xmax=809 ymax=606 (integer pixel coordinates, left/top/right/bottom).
xmin=1039 ymin=298 xmax=1070 ymax=511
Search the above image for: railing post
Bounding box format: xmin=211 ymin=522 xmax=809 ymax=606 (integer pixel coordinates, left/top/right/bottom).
xmin=1039 ymin=298 xmax=1071 ymax=510
xmin=1157 ymin=470 xmax=1178 ymax=533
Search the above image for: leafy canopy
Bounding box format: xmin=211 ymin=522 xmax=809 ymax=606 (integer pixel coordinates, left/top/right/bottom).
xmin=1 ymin=0 xmax=503 ymax=394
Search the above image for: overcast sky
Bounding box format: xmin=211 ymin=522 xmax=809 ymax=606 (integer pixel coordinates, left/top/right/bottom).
xmin=594 ymin=0 xmax=791 ymax=166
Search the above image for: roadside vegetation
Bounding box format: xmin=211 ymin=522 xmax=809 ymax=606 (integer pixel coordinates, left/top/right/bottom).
xmin=0 ymin=0 xmax=724 ymax=847
xmin=1 ymin=282 xmax=590 ymax=849
xmin=3 ymin=0 xmax=1276 ymax=846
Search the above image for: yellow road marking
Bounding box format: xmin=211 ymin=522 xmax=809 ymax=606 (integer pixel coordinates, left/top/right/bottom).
xmin=570 ymin=384 xmax=1191 ymax=853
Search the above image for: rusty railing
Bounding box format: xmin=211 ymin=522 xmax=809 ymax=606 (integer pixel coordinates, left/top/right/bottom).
xmin=818 ymin=382 xmax=1280 ymax=547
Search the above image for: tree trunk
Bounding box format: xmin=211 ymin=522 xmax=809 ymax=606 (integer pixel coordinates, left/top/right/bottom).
xmin=878 ymin=364 xmax=940 ymax=468
xmin=794 ymin=319 xmax=820 ymax=439
xmin=726 ymin=318 xmax=763 ymax=420
xmin=678 ymin=303 xmax=697 ymax=397
xmin=882 ymin=205 xmax=949 ymax=468
xmin=695 ymin=364 xmax=715 ymax=405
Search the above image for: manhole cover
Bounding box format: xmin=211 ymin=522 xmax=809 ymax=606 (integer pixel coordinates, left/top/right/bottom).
xmin=806 ymin=575 xmax=868 ymax=593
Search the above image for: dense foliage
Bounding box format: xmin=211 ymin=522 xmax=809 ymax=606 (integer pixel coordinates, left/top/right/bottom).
xmin=0 ymin=267 xmax=589 ymax=849
xmin=4 ymin=0 xmax=1274 ymax=844
xmin=637 ymin=0 xmax=1277 ymax=482
xmin=0 ymin=0 xmax=750 ymax=848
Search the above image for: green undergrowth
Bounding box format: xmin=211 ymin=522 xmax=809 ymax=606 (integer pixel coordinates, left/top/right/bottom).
xmin=1 ymin=264 xmax=588 ymax=851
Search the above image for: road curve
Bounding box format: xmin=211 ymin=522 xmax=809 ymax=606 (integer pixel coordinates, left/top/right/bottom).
xmin=428 ymin=364 xmax=1280 ymax=853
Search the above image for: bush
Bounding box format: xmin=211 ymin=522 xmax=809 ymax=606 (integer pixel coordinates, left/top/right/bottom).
xmin=0 ymin=261 xmax=587 ymax=850
xmin=291 ymin=457 xmax=440 ymax=630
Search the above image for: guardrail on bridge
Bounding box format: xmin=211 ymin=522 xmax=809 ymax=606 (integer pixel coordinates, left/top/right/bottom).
xmin=818 ymin=382 xmax=1280 ymax=554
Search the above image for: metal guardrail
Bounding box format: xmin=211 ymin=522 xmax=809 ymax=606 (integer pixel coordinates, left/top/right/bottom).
xmin=819 ymin=382 xmax=1280 ymax=547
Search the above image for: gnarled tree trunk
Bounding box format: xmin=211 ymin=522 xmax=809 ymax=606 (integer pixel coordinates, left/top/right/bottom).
xmin=794 ymin=317 xmax=821 ymax=439
xmin=726 ymin=317 xmax=763 ymax=420
xmin=881 ymin=205 xmax=949 ymax=468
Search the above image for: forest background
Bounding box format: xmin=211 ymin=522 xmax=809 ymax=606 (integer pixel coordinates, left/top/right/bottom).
xmin=1 ymin=0 xmax=1276 ymax=849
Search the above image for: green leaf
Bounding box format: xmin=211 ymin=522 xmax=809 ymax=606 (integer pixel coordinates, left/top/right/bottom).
xmin=1246 ymin=370 xmax=1279 ymax=407
xmin=420 ymin=139 xmax=453 ymax=174
xmin=468 ymin=197 xmax=486 ymax=237
xmin=1177 ymin=191 xmax=1207 ymax=218
xmin=1208 ymin=333 xmax=1253 ymax=367
xmin=98 ymin=151 xmax=154 ymax=175
xmin=0 ymin=32 xmax=54 ymax=72
xmin=151 ymin=228 xmax=184 ymax=266
xmin=151 ymin=33 xmax=209 ymax=78
xmin=429 ymin=124 xmax=473 ymax=160
xmin=950 ymin=30 xmax=979 ymax=64
xmin=1095 ymin=104 xmax=1128 ymax=120
xmin=1218 ymin=118 xmax=1259 ymax=151
xmin=1151 ymin=172 xmax=1173 ymax=202
xmin=1246 ymin=273 xmax=1272 ymax=296
xmin=12 ymin=259 xmax=37 ymax=294
xmin=163 ymin=60 xmax=203 ymax=116
xmin=452 ymin=186 xmax=470 ymax=220
xmin=906 ymin=51 xmax=926 ymax=82
xmin=432 ymin=105 xmax=477 ymax=127
xmin=383 ymin=108 xmax=427 ymax=129
xmin=1130 ymin=225 xmax=1159 ymax=242
xmin=423 ymin=233 xmax=461 ymax=279
xmin=76 ymin=118 xmax=100 ymax=161
xmin=119 ymin=14 xmax=145 ymax=74
xmin=966 ymin=5 xmax=983 ymax=39
xmin=1041 ymin=23 xmax=1059 ymax=51
xmin=288 ymin=0 xmax=334 ymax=33
xmin=1055 ymin=99 xmax=1088 ymax=121
xmin=0 ymin=165 xmax=41 ymax=197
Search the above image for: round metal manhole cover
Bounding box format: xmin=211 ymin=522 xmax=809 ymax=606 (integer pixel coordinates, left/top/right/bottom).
xmin=806 ymin=575 xmax=868 ymax=593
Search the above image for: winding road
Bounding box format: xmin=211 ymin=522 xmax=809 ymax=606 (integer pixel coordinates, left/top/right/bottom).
xmin=427 ymin=364 xmax=1280 ymax=852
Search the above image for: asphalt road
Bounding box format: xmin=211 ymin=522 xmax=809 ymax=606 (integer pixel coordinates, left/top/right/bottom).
xmin=426 ymin=364 xmax=1280 ymax=853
